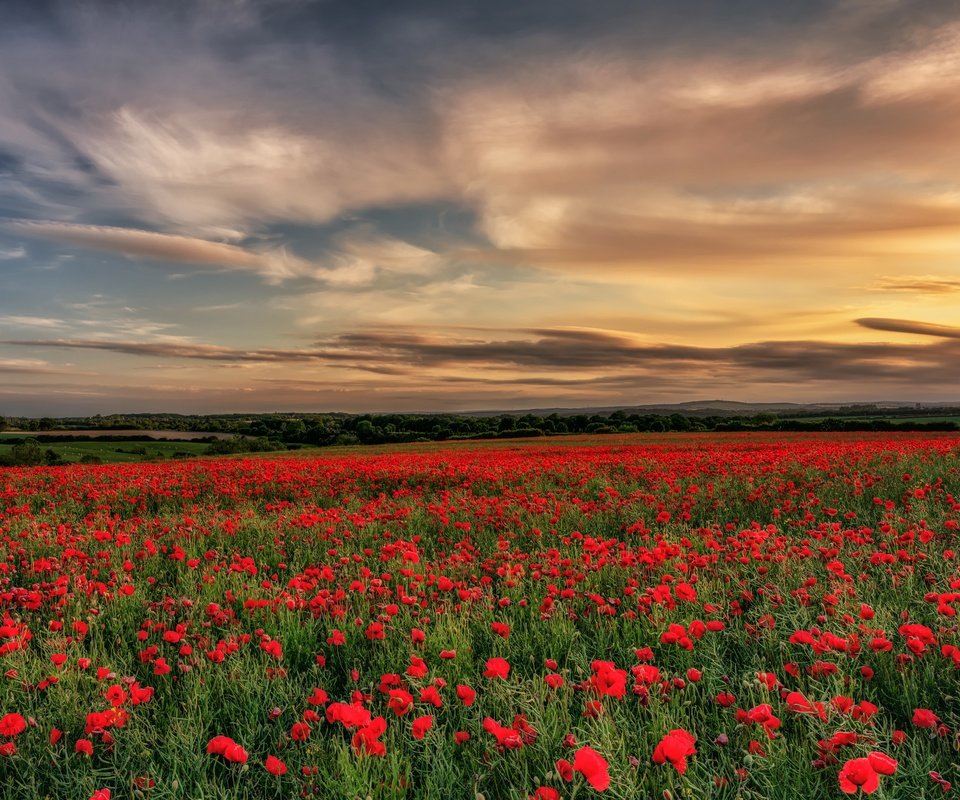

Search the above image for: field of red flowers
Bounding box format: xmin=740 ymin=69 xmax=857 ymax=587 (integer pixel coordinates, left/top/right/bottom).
xmin=1 ymin=433 xmax=959 ymax=799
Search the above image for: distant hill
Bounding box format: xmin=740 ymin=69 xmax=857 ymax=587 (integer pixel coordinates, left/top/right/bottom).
xmin=461 ymin=400 xmax=960 ymax=418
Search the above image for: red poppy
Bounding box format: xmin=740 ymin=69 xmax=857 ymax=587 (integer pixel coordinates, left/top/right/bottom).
xmin=351 ymin=716 xmax=387 ymax=757
xmin=75 ymin=738 xmax=94 ymax=756
xmin=491 ymin=622 xmax=511 ymax=638
xmin=573 ymin=745 xmax=610 ymax=791
xmin=483 ymin=717 xmax=523 ymax=749
xmin=531 ymin=788 xmax=560 ymax=800
xmin=411 ymin=715 xmax=433 ymax=740
xmin=838 ymin=752 xmax=897 ymax=795
xmin=290 ymin=721 xmax=310 ymax=741
xmin=420 ymin=685 xmax=443 ymax=708
xmin=307 ymin=687 xmax=328 ymax=706
xmin=264 ymin=755 xmax=287 ymax=776
xmin=388 ymin=689 xmax=414 ymax=716
xmin=912 ymin=708 xmax=939 ymax=729
xmin=206 ymin=735 xmax=248 ymax=764
xmin=0 ymin=713 xmax=26 ymax=737
xmin=484 ymin=657 xmax=510 ymax=679
xmin=652 ymin=729 xmax=697 ymax=775
xmin=456 ymin=684 xmax=476 ymax=706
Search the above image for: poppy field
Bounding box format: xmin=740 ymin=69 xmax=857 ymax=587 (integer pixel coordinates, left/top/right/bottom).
xmin=1 ymin=433 xmax=959 ymax=799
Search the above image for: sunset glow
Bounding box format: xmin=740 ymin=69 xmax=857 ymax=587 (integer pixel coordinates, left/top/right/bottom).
xmin=1 ymin=0 xmax=959 ymax=413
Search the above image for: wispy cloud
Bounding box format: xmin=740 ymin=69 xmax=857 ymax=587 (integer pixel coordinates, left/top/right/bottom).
xmin=873 ymin=275 xmax=960 ymax=293
xmin=0 ymin=357 xmax=56 ymax=374
xmin=6 ymin=220 xmax=311 ymax=281
xmin=856 ymin=317 xmax=960 ymax=339
xmin=0 ymin=315 xmax=66 ymax=329
xmin=0 ymin=245 xmax=26 ymax=260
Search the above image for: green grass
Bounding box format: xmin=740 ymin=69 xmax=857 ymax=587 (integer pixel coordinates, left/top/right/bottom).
xmin=0 ymin=440 xmax=209 ymax=463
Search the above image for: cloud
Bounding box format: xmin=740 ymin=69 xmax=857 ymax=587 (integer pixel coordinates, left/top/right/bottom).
xmin=0 ymin=315 xmax=66 ymax=329
xmin=438 ymin=20 xmax=960 ymax=274
xmin=5 ymin=219 xmax=447 ymax=286
xmin=855 ymin=317 xmax=960 ymax=339
xmin=6 ymin=325 xmax=960 ymax=390
xmin=0 ymin=245 xmax=25 ymax=259
xmin=316 ymin=228 xmax=443 ymax=287
xmin=0 ymin=357 xmax=56 ymax=374
xmin=873 ymin=275 xmax=960 ymax=293
xmin=5 ymin=220 xmax=312 ymax=280
xmin=4 ymin=1 xmax=960 ymax=281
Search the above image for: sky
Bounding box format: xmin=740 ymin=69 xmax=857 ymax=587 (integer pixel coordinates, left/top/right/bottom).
xmin=1 ymin=0 xmax=960 ymax=415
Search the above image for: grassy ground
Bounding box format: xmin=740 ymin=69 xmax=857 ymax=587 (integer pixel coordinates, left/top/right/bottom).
xmin=0 ymin=439 xmax=210 ymax=463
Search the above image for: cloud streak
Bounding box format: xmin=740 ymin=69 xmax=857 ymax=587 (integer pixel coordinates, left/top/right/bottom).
xmin=855 ymin=317 xmax=960 ymax=339
xmin=6 ymin=325 xmax=960 ymax=391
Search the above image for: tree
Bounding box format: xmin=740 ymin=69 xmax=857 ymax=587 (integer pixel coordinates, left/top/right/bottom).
xmin=11 ymin=439 xmax=44 ymax=466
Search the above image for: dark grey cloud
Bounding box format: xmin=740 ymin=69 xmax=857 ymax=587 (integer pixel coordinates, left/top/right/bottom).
xmin=6 ymin=325 xmax=960 ymax=388
xmin=855 ymin=318 xmax=960 ymax=339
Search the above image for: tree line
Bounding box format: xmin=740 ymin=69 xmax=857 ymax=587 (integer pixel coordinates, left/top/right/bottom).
xmin=1 ymin=409 xmax=957 ymax=464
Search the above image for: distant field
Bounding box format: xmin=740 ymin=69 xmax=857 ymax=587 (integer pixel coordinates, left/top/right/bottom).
xmin=0 ymin=429 xmax=231 ymax=440
xmin=776 ymin=415 xmax=960 ymax=425
xmin=0 ymin=439 xmax=210 ymax=463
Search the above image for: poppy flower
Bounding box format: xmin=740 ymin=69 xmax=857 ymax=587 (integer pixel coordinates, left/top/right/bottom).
xmin=786 ymin=691 xmax=828 ymax=721
xmin=387 ymin=689 xmax=414 ymax=716
xmin=411 ymin=715 xmax=433 ymax=740
xmin=838 ymin=752 xmax=897 ymax=795
xmin=420 ymin=685 xmax=443 ymax=708
xmin=326 ymin=702 xmax=372 ymax=729
xmin=207 ymin=735 xmax=248 ymax=764
xmin=351 ymin=717 xmax=387 ymax=757
xmin=713 ymin=691 xmax=736 ymax=707
xmin=290 ymin=721 xmax=310 ymax=741
xmin=454 ymin=731 xmax=471 ymax=745
xmin=531 ymin=789 xmax=560 ymax=800
xmin=0 ymin=713 xmax=26 ymax=737
xmin=89 ymin=791 xmax=111 ymax=800
xmin=264 ymin=755 xmax=287 ymax=776
xmin=573 ymin=745 xmax=610 ymax=791
xmin=483 ymin=717 xmax=523 ymax=749
xmin=456 ymin=684 xmax=476 ymax=707
xmin=484 ymin=657 xmax=510 ymax=679
xmin=75 ymin=738 xmax=94 ymax=756
xmin=930 ymin=771 xmax=952 ymax=792
xmin=912 ymin=708 xmax=939 ymax=729
xmin=652 ymin=729 xmax=697 ymax=776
